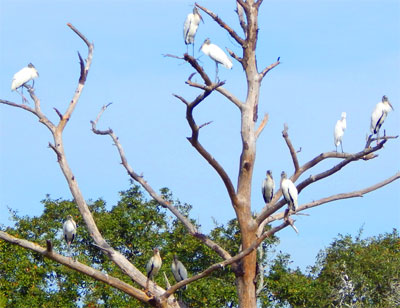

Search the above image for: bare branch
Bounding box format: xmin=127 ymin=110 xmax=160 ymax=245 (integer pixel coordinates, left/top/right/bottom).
xmin=0 ymin=231 xmax=151 ymax=303
xmin=91 ymin=105 xmax=233 ymax=262
xmin=236 ymin=1 xmax=247 ymax=35
xmin=184 ymin=54 xmax=213 ymax=86
xmin=195 ymin=3 xmax=245 ymax=46
xmin=259 ymin=59 xmax=280 ymax=79
xmin=57 ymin=23 xmax=94 ymax=133
xmin=227 ymin=47 xmax=243 ymax=63
xmin=255 ymin=113 xmax=269 ymax=139
xmin=54 ymin=107 xmax=63 ymax=120
xmin=185 ymin=80 xmax=244 ymax=109
xmin=282 ymin=124 xmax=300 ymax=172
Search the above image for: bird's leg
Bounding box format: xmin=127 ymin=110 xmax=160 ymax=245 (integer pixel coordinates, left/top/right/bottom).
xmin=335 ymin=145 xmax=338 ymax=152
xmin=215 ymin=63 xmax=220 ymax=83
xmin=186 ymin=44 xmax=189 ymax=55
xmin=32 ymin=79 xmax=35 ymax=89
xmin=340 ymin=142 xmax=344 ymax=153
xmin=16 ymin=88 xmax=29 ymax=104
xmin=192 ymin=43 xmax=195 ymax=57
xmin=376 ymin=131 xmax=380 ymax=145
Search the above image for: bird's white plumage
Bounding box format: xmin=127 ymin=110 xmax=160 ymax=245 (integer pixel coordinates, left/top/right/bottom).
xmin=200 ymin=39 xmax=233 ymax=69
xmin=11 ymin=63 xmax=39 ymax=91
xmin=146 ymin=248 xmax=162 ymax=280
xmin=183 ymin=8 xmax=202 ymax=45
xmin=262 ymin=170 xmax=275 ymax=204
xmin=280 ymin=172 xmax=298 ymax=212
xmin=370 ymin=96 xmax=393 ymax=135
xmin=334 ymin=112 xmax=347 ymax=151
xmin=63 ymin=215 xmax=77 ymax=247
xmin=171 ymin=255 xmax=188 ymax=289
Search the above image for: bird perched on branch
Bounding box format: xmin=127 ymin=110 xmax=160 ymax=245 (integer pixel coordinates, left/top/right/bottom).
xmin=146 ymin=248 xmax=162 ymax=283
xmin=11 ymin=63 xmax=39 ymax=103
xmin=280 ymin=171 xmax=298 ymax=212
xmin=262 ymin=170 xmax=275 ymax=204
xmin=200 ymin=38 xmax=232 ymax=82
xmin=370 ymin=95 xmax=394 ymax=141
xmin=334 ymin=112 xmax=347 ymax=152
xmin=171 ymin=254 xmax=188 ymax=290
xmin=183 ymin=7 xmax=203 ymax=56
xmin=63 ymin=215 xmax=77 ymax=256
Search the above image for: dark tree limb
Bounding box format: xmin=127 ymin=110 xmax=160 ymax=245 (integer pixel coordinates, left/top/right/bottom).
xmin=195 ymin=3 xmax=245 ymax=46
xmin=282 ymin=124 xmax=300 ymax=172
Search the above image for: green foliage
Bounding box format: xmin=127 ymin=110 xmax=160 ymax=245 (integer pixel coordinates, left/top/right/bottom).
xmin=263 ymin=229 xmax=400 ymax=308
xmin=0 ymin=185 xmax=276 ymax=307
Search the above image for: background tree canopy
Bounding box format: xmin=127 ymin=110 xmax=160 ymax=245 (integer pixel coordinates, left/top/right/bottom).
xmin=1 ymin=186 xmax=398 ymax=307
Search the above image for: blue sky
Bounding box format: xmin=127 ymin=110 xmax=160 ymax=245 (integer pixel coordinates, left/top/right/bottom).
xmin=1 ymin=0 xmax=399 ymax=271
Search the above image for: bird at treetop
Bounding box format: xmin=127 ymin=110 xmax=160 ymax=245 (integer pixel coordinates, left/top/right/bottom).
xmin=11 ymin=63 xmax=39 ymax=103
xmin=146 ymin=248 xmax=162 ymax=282
xmin=63 ymin=215 xmax=77 ymax=255
xmin=334 ymin=112 xmax=347 ymax=153
xmin=183 ymin=7 xmax=203 ymax=56
xmin=370 ymin=95 xmax=394 ymax=141
xmin=200 ymin=38 xmax=232 ymax=82
xmin=171 ymin=254 xmax=188 ymax=290
xmin=262 ymin=170 xmax=275 ymax=204
xmin=280 ymin=171 xmax=298 ymax=212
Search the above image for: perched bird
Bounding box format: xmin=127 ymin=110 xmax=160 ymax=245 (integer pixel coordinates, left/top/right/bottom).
xmin=370 ymin=95 xmax=394 ymax=141
xmin=63 ymin=215 xmax=77 ymax=254
xmin=183 ymin=7 xmax=203 ymax=55
xmin=280 ymin=171 xmax=298 ymax=212
xmin=171 ymin=254 xmax=188 ymax=290
xmin=11 ymin=63 xmax=39 ymax=103
xmin=262 ymin=170 xmax=275 ymax=204
xmin=146 ymin=248 xmax=162 ymax=282
xmin=334 ymin=112 xmax=347 ymax=152
xmin=200 ymin=38 xmax=233 ymax=81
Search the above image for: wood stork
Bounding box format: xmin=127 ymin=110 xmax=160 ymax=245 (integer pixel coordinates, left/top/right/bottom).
xmin=370 ymin=95 xmax=394 ymax=141
xmin=63 ymin=215 xmax=77 ymax=256
xmin=146 ymin=248 xmax=162 ymax=282
xmin=200 ymin=38 xmax=232 ymax=82
xmin=171 ymin=254 xmax=188 ymax=290
xmin=334 ymin=112 xmax=347 ymax=153
xmin=11 ymin=63 xmax=39 ymax=103
xmin=280 ymin=171 xmax=298 ymax=212
xmin=183 ymin=7 xmax=203 ymax=56
xmin=262 ymin=170 xmax=275 ymax=204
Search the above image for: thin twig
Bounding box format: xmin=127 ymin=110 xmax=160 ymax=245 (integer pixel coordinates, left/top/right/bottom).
xmin=282 ymin=124 xmax=300 ymax=172
xmin=259 ymin=60 xmax=280 ymax=79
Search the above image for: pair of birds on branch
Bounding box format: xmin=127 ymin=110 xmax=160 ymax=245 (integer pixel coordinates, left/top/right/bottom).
xmin=62 ymin=216 xmax=187 ymax=288
xmin=262 ymin=171 xmax=298 ymax=213
xmin=334 ymin=95 xmax=394 ymax=153
xmin=184 ymin=7 xmax=232 ymax=81
xmin=146 ymin=248 xmax=188 ymax=290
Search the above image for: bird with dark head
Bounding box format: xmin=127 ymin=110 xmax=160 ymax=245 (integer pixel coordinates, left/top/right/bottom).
xmin=370 ymin=95 xmax=394 ymax=142
xmin=262 ymin=170 xmax=275 ymax=204
xmin=280 ymin=171 xmax=298 ymax=212
xmin=183 ymin=7 xmax=203 ymax=56
xmin=11 ymin=63 xmax=39 ymax=103
xmin=63 ymin=215 xmax=77 ymax=256
xmin=171 ymin=254 xmax=188 ymax=290
xmin=146 ymin=248 xmax=162 ymax=282
xmin=200 ymin=38 xmax=233 ymax=82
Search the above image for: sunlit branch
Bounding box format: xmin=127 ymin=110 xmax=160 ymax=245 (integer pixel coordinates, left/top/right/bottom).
xmin=255 ymin=113 xmax=269 ymax=139
xmin=91 ymin=104 xmax=233 ymax=262
xmin=236 ymin=1 xmax=247 ymax=36
xmin=0 ymin=231 xmax=150 ymax=303
xmin=259 ymin=60 xmax=280 ymax=80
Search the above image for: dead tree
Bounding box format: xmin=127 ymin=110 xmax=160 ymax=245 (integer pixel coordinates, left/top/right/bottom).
xmin=0 ymin=2 xmax=398 ymax=307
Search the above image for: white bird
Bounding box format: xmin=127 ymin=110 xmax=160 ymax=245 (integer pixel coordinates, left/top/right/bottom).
xmin=370 ymin=95 xmax=394 ymax=141
xmin=280 ymin=171 xmax=298 ymax=212
xmin=146 ymin=248 xmax=162 ymax=282
xmin=262 ymin=170 xmax=275 ymax=204
xmin=171 ymin=254 xmax=188 ymax=290
xmin=11 ymin=63 xmax=39 ymax=103
xmin=334 ymin=112 xmax=347 ymax=153
xmin=200 ymin=38 xmax=233 ymax=82
xmin=183 ymin=7 xmax=203 ymax=56
xmin=63 ymin=215 xmax=77 ymax=255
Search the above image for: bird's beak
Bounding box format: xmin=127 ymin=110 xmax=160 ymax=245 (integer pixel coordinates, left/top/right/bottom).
xmin=389 ymin=102 xmax=394 ymax=111
xmin=200 ymin=14 xmax=204 ymax=24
